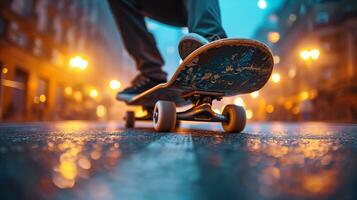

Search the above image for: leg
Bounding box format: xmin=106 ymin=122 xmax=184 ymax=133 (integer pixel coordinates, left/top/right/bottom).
xmin=108 ymin=0 xmax=166 ymax=81
xmin=138 ymin=0 xmax=226 ymax=40
xmin=185 ymin=0 xmax=227 ymax=40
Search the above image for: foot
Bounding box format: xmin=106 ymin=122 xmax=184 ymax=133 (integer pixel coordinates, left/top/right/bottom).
xmin=116 ymin=75 xmax=166 ymax=101
xmin=178 ymin=33 xmax=209 ymax=60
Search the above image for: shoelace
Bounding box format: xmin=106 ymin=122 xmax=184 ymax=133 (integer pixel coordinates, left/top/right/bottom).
xmin=131 ymin=75 xmax=150 ymax=89
xmin=207 ymin=34 xmax=222 ymax=42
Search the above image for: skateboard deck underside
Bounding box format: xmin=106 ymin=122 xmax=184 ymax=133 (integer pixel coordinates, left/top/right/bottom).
xmin=126 ymin=39 xmax=273 ymax=107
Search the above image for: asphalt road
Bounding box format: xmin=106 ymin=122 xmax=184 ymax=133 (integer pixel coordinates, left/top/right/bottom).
xmin=0 ymin=121 xmax=357 ymax=200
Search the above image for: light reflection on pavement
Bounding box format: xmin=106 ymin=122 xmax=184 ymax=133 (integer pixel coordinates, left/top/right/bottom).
xmin=0 ymin=121 xmax=356 ymax=200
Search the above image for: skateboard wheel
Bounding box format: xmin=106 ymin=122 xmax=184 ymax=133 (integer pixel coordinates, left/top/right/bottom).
xmin=125 ymin=111 xmax=135 ymax=128
xmin=221 ymin=105 xmax=246 ymax=133
xmin=153 ymin=101 xmax=176 ymax=132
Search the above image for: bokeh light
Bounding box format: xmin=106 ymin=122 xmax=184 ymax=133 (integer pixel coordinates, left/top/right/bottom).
xmin=109 ymin=80 xmax=121 ymax=90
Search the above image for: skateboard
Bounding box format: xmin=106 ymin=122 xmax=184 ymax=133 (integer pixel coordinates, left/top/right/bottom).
xmin=119 ymin=38 xmax=274 ymax=133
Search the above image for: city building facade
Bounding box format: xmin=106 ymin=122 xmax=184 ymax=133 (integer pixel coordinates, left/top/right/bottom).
xmin=252 ymin=0 xmax=356 ymax=122
xmin=0 ymin=0 xmax=136 ymax=121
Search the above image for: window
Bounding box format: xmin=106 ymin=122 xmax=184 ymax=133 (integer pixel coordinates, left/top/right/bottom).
xmin=4 ymin=68 xmax=28 ymax=120
xmin=11 ymin=0 xmax=25 ymax=15
xmin=0 ymin=17 xmax=5 ymax=36
xmin=35 ymin=0 xmax=48 ymax=33
xmin=17 ymin=32 xmax=27 ymax=47
xmin=51 ymin=49 xmax=64 ymax=66
xmin=7 ymin=21 xmax=20 ymax=44
xmin=66 ymin=28 xmax=75 ymax=50
xmin=32 ymin=38 xmax=43 ymax=56
xmin=11 ymin=0 xmax=33 ymax=16
xmin=315 ymin=11 xmax=329 ymax=25
xmin=53 ymin=16 xmax=62 ymax=43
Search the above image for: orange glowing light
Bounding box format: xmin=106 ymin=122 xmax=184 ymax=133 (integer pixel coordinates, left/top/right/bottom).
xmin=250 ymin=91 xmax=259 ymax=98
xmin=300 ymin=50 xmax=310 ymax=60
xmin=288 ymin=68 xmax=296 ymax=78
xmin=69 ymin=56 xmax=88 ymax=70
xmin=246 ymin=109 xmax=253 ymax=120
xmin=266 ymin=104 xmax=274 ymax=113
xmin=65 ymin=86 xmax=73 ymax=95
xmin=300 ymin=48 xmax=320 ymax=61
xmin=300 ymin=91 xmax=309 ymax=101
xmin=109 ymin=80 xmax=121 ymax=90
xmin=59 ymin=161 xmax=77 ymax=180
xmin=271 ymin=73 xmax=281 ymax=83
xmin=135 ymin=109 xmax=147 ymax=118
xmin=34 ymin=96 xmax=40 ymax=104
xmin=96 ymin=105 xmax=106 ymax=118
xmin=234 ymin=97 xmax=245 ymax=107
xmin=78 ymin=157 xmax=91 ymax=170
xmin=89 ymin=89 xmax=98 ymax=99
xmin=39 ymin=94 xmax=46 ymax=103
xmin=268 ymin=32 xmax=280 ymax=43
xmin=310 ymin=49 xmax=320 ymax=60
xmin=284 ymin=101 xmax=293 ymax=110
xmin=74 ymin=91 xmax=83 ymax=102
xmin=273 ymin=55 xmax=280 ymax=64
xmin=2 ymin=68 xmax=8 ymax=74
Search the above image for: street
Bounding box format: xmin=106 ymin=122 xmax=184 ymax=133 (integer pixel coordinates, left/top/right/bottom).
xmin=0 ymin=121 xmax=357 ymax=200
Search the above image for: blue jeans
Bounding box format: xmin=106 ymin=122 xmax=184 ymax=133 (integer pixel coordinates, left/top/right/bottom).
xmin=108 ymin=0 xmax=227 ymax=80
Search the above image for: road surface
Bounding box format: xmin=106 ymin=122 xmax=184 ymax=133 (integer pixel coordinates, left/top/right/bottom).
xmin=0 ymin=121 xmax=357 ymax=200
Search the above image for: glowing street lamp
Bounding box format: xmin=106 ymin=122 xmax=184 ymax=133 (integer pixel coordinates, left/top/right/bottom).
xmin=310 ymin=49 xmax=320 ymax=60
xmin=39 ymin=94 xmax=47 ymax=103
xmin=89 ymin=89 xmax=98 ymax=99
xmin=69 ymin=56 xmax=88 ymax=70
xmin=271 ymin=73 xmax=281 ymax=83
xmin=257 ymin=0 xmax=267 ymax=9
xmin=234 ymin=97 xmax=246 ymax=107
xmin=299 ymin=48 xmax=320 ymax=61
xmin=268 ymin=32 xmax=280 ymax=43
xmin=109 ymin=80 xmax=121 ymax=90
xmin=266 ymin=104 xmax=274 ymax=113
xmin=300 ymin=50 xmax=310 ymax=61
xmin=246 ymin=109 xmax=253 ymax=120
xmin=64 ymin=86 xmax=73 ymax=95
xmin=250 ymin=91 xmax=259 ymax=98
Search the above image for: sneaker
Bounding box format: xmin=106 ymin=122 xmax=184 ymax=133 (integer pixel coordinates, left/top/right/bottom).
xmin=178 ymin=33 xmax=209 ymax=60
xmin=116 ymin=74 xmax=166 ymax=101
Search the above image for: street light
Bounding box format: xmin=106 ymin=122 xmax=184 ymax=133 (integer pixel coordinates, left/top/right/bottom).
xmin=64 ymin=86 xmax=73 ymax=95
xmin=89 ymin=89 xmax=98 ymax=99
xmin=109 ymin=80 xmax=121 ymax=90
xmin=310 ymin=49 xmax=320 ymax=60
xmin=69 ymin=56 xmax=88 ymax=70
xmin=299 ymin=48 xmax=320 ymax=61
xmin=234 ymin=97 xmax=246 ymax=107
xmin=250 ymin=91 xmax=259 ymax=98
xmin=271 ymin=73 xmax=281 ymax=83
xmin=246 ymin=109 xmax=253 ymax=120
xmin=257 ymin=0 xmax=267 ymax=9
xmin=268 ymin=32 xmax=280 ymax=43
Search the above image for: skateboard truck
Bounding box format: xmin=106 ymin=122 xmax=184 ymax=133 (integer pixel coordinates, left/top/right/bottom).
xmin=177 ymin=91 xmax=227 ymax=122
xmin=125 ymin=90 xmax=247 ymax=133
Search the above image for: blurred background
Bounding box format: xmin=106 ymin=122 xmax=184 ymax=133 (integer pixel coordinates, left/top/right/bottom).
xmin=0 ymin=0 xmax=356 ymax=123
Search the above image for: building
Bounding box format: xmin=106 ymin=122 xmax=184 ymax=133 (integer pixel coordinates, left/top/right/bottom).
xmin=0 ymin=0 xmax=135 ymax=121
xmin=252 ymin=0 xmax=357 ymax=122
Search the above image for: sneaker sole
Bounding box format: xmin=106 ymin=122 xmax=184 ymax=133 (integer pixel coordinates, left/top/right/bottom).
xmin=178 ymin=34 xmax=208 ymax=60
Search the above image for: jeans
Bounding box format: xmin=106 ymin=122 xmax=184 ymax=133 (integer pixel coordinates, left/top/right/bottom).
xmin=108 ymin=0 xmax=227 ymax=80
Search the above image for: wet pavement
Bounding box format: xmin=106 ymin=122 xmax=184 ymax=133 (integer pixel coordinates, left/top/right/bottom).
xmin=0 ymin=121 xmax=357 ymax=200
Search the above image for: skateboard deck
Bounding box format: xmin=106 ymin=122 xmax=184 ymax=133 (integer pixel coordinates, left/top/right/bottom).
xmin=119 ymin=38 xmax=274 ymax=107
